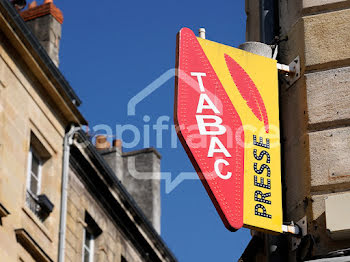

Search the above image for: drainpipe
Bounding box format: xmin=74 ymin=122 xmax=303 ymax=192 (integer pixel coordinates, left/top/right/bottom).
xmin=259 ymin=0 xmax=279 ymax=44
xmin=58 ymin=125 xmax=81 ymax=262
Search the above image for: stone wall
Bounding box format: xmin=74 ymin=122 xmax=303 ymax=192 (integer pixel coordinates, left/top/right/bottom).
xmin=279 ymin=1 xmax=350 ymax=259
xmin=65 ymin=168 xmax=144 ymax=262
xmin=245 ymin=0 xmax=350 ymax=260
xmin=0 ymin=21 xmax=67 ymax=262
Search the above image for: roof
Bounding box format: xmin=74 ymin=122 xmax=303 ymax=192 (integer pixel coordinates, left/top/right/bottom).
xmin=0 ymin=0 xmax=86 ymax=124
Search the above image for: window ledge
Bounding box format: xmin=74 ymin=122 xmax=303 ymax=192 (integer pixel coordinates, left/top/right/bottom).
xmin=15 ymin=228 xmax=53 ymax=262
xmin=22 ymin=206 xmax=52 ymax=243
xmin=0 ymin=202 xmax=10 ymax=217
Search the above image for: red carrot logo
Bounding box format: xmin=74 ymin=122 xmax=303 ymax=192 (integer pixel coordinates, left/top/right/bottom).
xmin=224 ymin=54 xmax=269 ymax=133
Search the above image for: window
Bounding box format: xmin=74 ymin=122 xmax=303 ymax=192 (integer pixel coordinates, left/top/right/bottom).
xmin=26 ymin=147 xmax=42 ymax=215
xmin=28 ymin=147 xmax=42 ymax=195
xmin=82 ymin=212 xmax=102 ymax=262
xmin=25 ymin=132 xmax=54 ymax=221
xmin=83 ymin=228 xmax=94 ymax=262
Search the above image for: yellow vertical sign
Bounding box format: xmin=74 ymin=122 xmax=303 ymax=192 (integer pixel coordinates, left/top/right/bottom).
xmin=198 ymin=38 xmax=283 ymax=233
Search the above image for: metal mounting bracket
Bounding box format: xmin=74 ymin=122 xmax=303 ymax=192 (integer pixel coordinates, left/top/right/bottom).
xmin=282 ymin=223 xmax=300 ymax=235
xmin=291 ymin=216 xmax=307 ymax=251
xmin=277 ymin=56 xmax=301 ymax=87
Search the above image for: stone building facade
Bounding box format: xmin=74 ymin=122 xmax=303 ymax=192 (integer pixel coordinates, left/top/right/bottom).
xmin=0 ymin=0 xmax=85 ymax=260
xmin=242 ymin=0 xmax=350 ymax=261
xmin=0 ymin=0 xmax=176 ymax=261
xmin=66 ymin=133 xmax=174 ymax=262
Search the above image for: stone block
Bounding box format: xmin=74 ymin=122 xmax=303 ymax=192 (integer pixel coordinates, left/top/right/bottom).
xmin=311 ymin=194 xmax=326 ymax=220
xmin=67 ymin=187 xmax=81 ymax=209
xmin=304 ymin=9 xmax=350 ymax=71
xmin=65 ymin=240 xmax=77 ymax=262
xmin=306 ymin=66 xmax=350 ymax=126
xmin=67 ymin=198 xmax=79 ymax=220
xmin=65 ymin=227 xmax=78 ymax=252
xmin=309 ymin=127 xmax=350 ymax=188
xmin=303 ymin=0 xmax=350 ymax=14
xmin=304 ymin=0 xmax=348 ymax=8
xmin=66 ymin=213 xmax=79 ymax=237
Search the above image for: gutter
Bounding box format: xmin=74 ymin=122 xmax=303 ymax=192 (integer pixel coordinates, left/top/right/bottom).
xmin=58 ymin=125 xmax=81 ymax=262
xmin=259 ymin=0 xmax=280 ymax=44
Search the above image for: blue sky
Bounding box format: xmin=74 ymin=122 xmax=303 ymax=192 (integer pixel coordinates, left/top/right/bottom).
xmin=56 ymin=0 xmax=250 ymax=261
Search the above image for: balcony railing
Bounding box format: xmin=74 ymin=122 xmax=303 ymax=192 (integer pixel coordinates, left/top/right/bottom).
xmin=25 ymin=190 xmax=43 ymax=221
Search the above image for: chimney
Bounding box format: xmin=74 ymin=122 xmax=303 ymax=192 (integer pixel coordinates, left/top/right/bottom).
xmin=95 ymin=135 xmax=111 ymax=150
xmin=122 ymin=149 xmax=161 ymax=234
xmin=20 ymin=0 xmax=63 ymax=66
xmin=113 ymin=139 xmax=122 ymax=148
xmin=100 ymin=139 xmax=162 ymax=234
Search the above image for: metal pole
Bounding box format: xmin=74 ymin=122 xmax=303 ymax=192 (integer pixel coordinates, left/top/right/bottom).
xmin=199 ymin=28 xmax=206 ymax=39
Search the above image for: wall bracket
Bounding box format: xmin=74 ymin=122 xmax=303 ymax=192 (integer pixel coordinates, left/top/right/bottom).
xmin=291 ymin=216 xmax=307 ymax=251
xmin=277 ymin=56 xmax=301 ymax=87
xmin=282 ymin=223 xmax=300 ymax=235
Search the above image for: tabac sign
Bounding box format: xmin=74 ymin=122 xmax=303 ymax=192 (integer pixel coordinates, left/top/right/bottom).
xmin=174 ymin=28 xmax=282 ymax=233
